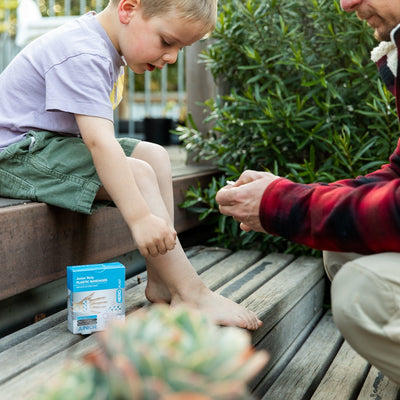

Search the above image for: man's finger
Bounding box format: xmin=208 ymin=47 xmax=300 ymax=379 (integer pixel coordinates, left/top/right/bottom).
xmin=216 ymin=187 xmax=238 ymax=206
xmin=218 ymin=204 xmax=235 ymax=217
xmin=240 ymin=222 xmax=252 ymax=232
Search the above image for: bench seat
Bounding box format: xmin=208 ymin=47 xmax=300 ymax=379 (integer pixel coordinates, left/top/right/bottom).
xmin=0 ymin=164 xmax=217 ymax=301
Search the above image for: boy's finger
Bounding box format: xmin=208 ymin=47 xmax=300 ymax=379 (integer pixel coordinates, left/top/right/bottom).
xmin=148 ymin=244 xmax=159 ymax=258
xmin=157 ymin=241 xmax=167 ymax=255
xmin=139 ymin=246 xmax=149 ymax=259
xmin=165 ymin=238 xmax=176 ymax=251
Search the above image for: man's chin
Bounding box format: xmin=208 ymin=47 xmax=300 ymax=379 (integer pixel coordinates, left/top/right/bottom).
xmin=373 ymin=25 xmax=394 ymax=42
xmin=375 ymin=31 xmax=391 ymax=42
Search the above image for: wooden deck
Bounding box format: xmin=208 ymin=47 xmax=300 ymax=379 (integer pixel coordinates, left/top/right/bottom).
xmin=0 ymin=246 xmax=397 ymax=399
xmin=0 ymin=146 xmax=398 ymax=399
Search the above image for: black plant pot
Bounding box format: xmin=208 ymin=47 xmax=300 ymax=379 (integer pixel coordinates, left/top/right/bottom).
xmin=144 ymin=117 xmax=173 ymax=145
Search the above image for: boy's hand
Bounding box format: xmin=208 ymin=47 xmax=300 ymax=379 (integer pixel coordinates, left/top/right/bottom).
xmin=130 ymin=213 xmax=177 ymax=258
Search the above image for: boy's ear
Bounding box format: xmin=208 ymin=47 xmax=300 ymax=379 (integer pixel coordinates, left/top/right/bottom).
xmin=118 ymin=0 xmax=141 ymax=24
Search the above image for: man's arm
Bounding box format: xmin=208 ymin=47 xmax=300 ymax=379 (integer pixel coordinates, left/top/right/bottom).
xmin=217 ymin=168 xmax=400 ymax=254
xmin=75 ymin=114 xmax=176 ymax=258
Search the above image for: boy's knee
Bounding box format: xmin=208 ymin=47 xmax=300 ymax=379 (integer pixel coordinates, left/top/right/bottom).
xmin=128 ymin=157 xmax=157 ymax=182
xmin=133 ymin=141 xmax=171 ymax=175
xmin=153 ymin=143 xmax=171 ymax=166
xmin=135 ymin=141 xmax=169 ymax=160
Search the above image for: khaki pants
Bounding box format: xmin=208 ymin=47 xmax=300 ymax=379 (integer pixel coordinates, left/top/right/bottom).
xmin=323 ymin=251 xmax=400 ymax=384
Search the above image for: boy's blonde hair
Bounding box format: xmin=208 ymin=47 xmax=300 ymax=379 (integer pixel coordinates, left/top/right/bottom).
xmin=111 ymin=0 xmax=217 ymax=36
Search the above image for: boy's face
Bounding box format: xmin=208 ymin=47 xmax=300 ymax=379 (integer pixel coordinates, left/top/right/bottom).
xmin=117 ymin=2 xmax=207 ymax=74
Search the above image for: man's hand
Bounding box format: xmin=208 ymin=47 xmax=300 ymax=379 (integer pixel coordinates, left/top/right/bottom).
xmin=216 ymin=170 xmax=279 ymax=232
xmin=130 ymin=213 xmax=177 ymax=258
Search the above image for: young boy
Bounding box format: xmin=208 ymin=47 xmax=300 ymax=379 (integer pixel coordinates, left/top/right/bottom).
xmin=0 ymin=0 xmax=262 ymax=330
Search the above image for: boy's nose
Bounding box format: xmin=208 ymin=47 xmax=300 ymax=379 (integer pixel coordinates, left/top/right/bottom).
xmin=162 ymin=49 xmax=179 ymax=65
xmin=340 ymin=0 xmax=362 ymax=12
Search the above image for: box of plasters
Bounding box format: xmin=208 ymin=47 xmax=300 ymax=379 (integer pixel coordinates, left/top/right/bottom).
xmin=67 ymin=262 xmax=125 ymax=334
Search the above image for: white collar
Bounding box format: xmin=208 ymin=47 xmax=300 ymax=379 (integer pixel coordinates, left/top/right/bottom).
xmin=370 ymin=25 xmax=400 ymax=76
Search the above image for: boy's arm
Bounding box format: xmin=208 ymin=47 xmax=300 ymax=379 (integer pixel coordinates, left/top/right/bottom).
xmin=75 ymin=114 xmax=176 ymax=258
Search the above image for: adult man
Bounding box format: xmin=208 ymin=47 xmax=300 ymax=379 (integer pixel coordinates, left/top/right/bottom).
xmin=216 ymin=0 xmax=400 ymax=384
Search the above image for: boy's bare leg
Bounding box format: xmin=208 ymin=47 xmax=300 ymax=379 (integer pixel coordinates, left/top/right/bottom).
xmin=98 ymin=142 xmax=262 ymax=330
xmin=132 ymin=142 xmax=262 ymax=330
xmin=131 ymin=143 xmax=174 ymax=304
xmin=132 ymin=143 xmax=174 ymax=217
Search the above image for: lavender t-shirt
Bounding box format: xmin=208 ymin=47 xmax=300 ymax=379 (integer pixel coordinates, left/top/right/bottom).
xmin=0 ymin=12 xmax=125 ymax=151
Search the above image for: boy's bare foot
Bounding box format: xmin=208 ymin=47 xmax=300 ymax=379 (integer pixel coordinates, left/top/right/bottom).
xmin=170 ymin=285 xmax=262 ymax=331
xmin=145 ymin=267 xmax=171 ymax=304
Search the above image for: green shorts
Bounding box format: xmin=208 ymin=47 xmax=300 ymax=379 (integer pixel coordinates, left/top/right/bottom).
xmin=0 ymin=130 xmax=140 ymax=214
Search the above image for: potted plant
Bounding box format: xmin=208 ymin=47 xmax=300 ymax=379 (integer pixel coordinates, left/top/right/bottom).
xmin=144 ymin=100 xmax=183 ymax=145
xmin=144 ymin=116 xmax=173 ymax=145
xmin=36 ymin=304 xmax=268 ymax=400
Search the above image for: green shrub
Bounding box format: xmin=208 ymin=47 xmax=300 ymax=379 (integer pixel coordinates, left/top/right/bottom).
xmin=179 ymin=0 xmax=399 ymax=255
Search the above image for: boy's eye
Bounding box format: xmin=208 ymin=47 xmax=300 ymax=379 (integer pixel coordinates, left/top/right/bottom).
xmin=161 ymin=38 xmax=170 ymax=46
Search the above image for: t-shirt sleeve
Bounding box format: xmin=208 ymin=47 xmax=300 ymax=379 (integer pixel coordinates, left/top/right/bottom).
xmin=44 ymin=53 xmax=114 ymax=121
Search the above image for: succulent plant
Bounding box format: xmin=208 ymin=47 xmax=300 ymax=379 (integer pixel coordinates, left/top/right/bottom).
xmin=36 ymin=304 xmax=268 ymax=400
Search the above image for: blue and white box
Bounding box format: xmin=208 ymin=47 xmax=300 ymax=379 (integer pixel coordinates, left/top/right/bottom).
xmin=67 ymin=262 xmax=125 ymax=334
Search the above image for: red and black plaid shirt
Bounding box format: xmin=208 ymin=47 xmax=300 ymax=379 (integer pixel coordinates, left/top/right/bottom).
xmin=260 ymin=26 xmax=400 ymax=254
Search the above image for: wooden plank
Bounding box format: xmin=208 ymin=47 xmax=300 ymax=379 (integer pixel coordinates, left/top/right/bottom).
xmin=311 ymin=340 xmax=370 ymax=400
xmin=0 ymin=169 xmax=216 ymax=300
xmin=0 ymin=203 xmax=134 ymax=300
xmin=250 ymin=278 xmax=325 ymax=392
xmin=0 ymin=309 xmax=67 ymax=352
xmin=1 ymin=334 xmax=98 ymax=400
xmin=217 ymin=253 xmax=295 ymax=303
xmin=0 ymin=197 xmax=31 ymax=208
xmin=188 ymin=246 xmax=232 ymax=274
xmin=0 ymin=321 xmax=82 ymax=385
xmin=246 ymin=256 xmax=325 ymax=345
xmin=181 ymin=245 xmax=206 ymax=258
xmin=357 ymin=367 xmax=399 ymax=400
xmin=199 ymin=250 xmax=263 ymax=290
xmin=260 ymin=313 xmax=343 ymax=400
xmin=252 ymin=312 xmax=323 ymax=399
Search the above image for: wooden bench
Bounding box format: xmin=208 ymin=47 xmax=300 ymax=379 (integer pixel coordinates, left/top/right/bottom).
xmin=1 ymin=246 xmax=398 ymax=399
xmin=0 ymin=147 xmax=219 ymax=335
xmin=0 ymin=159 xmax=217 ymax=301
